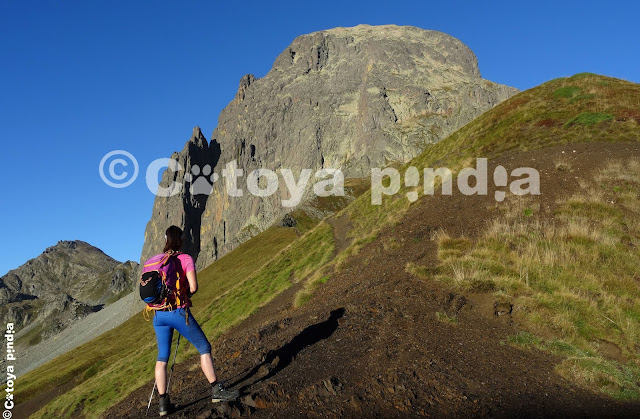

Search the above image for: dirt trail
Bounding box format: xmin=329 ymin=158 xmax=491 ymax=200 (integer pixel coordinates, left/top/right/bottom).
xmin=105 ymin=142 xmax=640 ymax=418
xmin=326 ymin=212 xmax=353 ymax=254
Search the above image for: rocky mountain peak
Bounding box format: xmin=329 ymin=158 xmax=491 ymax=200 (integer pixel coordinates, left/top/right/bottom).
xmin=273 ymin=24 xmax=481 ymax=78
xmin=141 ymin=25 xmax=519 ymax=270
xmin=44 ymin=240 xmax=80 ymax=253
xmin=1 ymin=241 xmax=139 ymax=346
xmin=190 ymin=126 xmax=207 ymax=147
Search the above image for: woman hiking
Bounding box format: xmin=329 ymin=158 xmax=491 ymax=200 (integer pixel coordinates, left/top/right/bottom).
xmin=149 ymin=225 xmax=238 ymax=416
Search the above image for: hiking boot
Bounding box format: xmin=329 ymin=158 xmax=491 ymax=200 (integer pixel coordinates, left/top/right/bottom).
xmin=211 ymin=381 xmax=239 ymax=403
xmin=158 ymin=394 xmax=173 ymax=416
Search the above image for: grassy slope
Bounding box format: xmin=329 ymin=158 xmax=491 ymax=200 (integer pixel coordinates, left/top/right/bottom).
xmin=428 ymin=159 xmax=640 ymax=399
xmin=346 ymin=73 xmax=640 ymax=240
xmin=343 ymin=73 xmax=640 ymax=399
xmin=20 ymin=73 xmax=640 ymax=415
xmin=19 ymin=224 xmax=334 ymax=417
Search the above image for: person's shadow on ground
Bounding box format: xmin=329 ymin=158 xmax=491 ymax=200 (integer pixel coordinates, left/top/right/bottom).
xmin=231 ymin=307 xmax=345 ymax=391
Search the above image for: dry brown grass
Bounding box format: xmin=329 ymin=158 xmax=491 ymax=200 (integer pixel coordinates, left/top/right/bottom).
xmin=424 ymin=159 xmax=640 ymax=399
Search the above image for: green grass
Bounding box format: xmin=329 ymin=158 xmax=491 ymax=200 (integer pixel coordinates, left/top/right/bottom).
xmin=338 ymin=76 xmax=640 ymax=400
xmin=435 ymin=311 xmax=457 ymax=325
xmin=286 ymin=209 xmax=318 ymax=234
xmin=570 ymin=72 xmax=599 ymax=79
xmin=428 ymin=159 xmax=640 ymax=399
xmin=554 ymin=85 xmax=597 ymax=104
xmin=557 ymin=356 xmax=640 ymax=400
xmin=19 ymin=224 xmax=336 ymax=418
xmin=294 ymin=274 xmax=331 ymax=308
xmin=564 ymin=112 xmax=614 ymax=127
xmin=371 ymin=73 xmax=640 ymax=399
xmin=256 ymin=74 xmax=640 ymax=398
xmin=312 ymin=73 xmax=640 ymax=400
xmin=346 ymin=73 xmax=640 ymax=242
xmin=506 ymin=332 xmax=640 ymax=400
xmin=569 ymin=93 xmax=596 ymax=104
xmin=553 ymin=86 xmax=582 ymax=98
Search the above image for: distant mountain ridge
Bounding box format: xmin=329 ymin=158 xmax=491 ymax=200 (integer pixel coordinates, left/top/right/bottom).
xmin=0 ymin=240 xmax=138 ymax=348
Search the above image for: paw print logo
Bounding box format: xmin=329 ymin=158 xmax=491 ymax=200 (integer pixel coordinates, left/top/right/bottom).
xmin=184 ymin=164 xmax=218 ymax=196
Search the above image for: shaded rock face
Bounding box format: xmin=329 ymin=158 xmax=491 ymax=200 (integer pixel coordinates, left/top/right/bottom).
xmin=0 ymin=240 xmax=138 ymax=344
xmin=140 ymin=127 xmax=221 ymax=264
xmin=141 ymin=25 xmax=518 ymax=269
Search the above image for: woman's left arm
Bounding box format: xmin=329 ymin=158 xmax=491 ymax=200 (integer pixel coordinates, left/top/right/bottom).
xmin=187 ymin=269 xmax=198 ymax=295
xmin=183 ymin=255 xmax=198 ymax=296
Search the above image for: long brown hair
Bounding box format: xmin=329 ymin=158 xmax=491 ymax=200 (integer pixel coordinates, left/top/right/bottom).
xmin=163 ymin=225 xmax=184 ymax=253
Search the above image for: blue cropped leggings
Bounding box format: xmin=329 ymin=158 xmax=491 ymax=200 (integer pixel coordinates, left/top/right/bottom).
xmin=153 ymin=308 xmax=212 ymax=362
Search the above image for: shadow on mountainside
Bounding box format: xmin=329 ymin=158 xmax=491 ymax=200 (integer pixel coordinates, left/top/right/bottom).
xmin=231 ymin=308 xmax=345 ymax=391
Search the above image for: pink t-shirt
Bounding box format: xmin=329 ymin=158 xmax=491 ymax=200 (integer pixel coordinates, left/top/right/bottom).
xmin=176 ymin=253 xmax=195 ymax=275
xmin=174 ymin=253 xmax=195 ymax=308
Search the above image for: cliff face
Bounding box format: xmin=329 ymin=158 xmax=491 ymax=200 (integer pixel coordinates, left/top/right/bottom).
xmin=141 ymin=128 xmax=221 ymax=263
xmin=141 ymin=25 xmax=518 ymax=269
xmin=0 ymin=240 xmax=138 ymax=345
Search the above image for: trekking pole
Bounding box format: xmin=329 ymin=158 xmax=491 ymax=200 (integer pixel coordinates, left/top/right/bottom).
xmin=145 ymin=381 xmax=156 ymax=416
xmin=167 ymin=333 xmax=182 ymax=394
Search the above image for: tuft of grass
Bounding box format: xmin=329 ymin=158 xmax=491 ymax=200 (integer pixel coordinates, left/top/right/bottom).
xmin=382 ymin=236 xmax=401 ymax=251
xmin=508 ymin=332 xmax=640 ymax=400
xmin=430 ymin=231 xmax=474 ymax=261
xmin=82 ymin=360 xmax=106 ymax=380
xmin=294 ymin=274 xmax=331 ymax=308
xmin=556 ymin=356 xmax=640 ymax=400
xmin=405 ymin=262 xmax=436 ymax=279
xmin=553 ymin=86 xmax=582 ymax=98
xmin=334 ymin=232 xmax=378 ymax=271
xmin=564 ymin=112 xmax=614 ymax=127
xmin=555 ymin=157 xmax=572 ymax=172
xmin=435 ymin=311 xmax=457 ymax=325
xmin=506 ymin=331 xmax=543 ymax=347
xmin=569 ymin=93 xmax=596 ymax=104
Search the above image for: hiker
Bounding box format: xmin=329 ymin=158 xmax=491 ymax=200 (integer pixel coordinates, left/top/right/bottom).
xmin=149 ymin=225 xmax=238 ymax=416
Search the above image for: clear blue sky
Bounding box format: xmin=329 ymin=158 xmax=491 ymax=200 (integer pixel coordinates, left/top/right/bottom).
xmin=1 ymin=0 xmax=638 ymax=275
